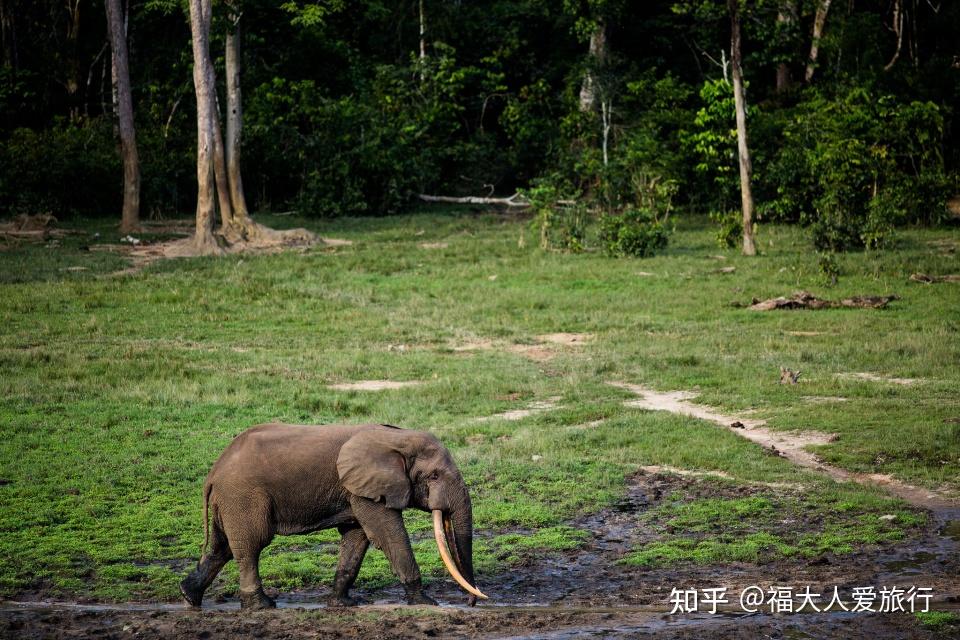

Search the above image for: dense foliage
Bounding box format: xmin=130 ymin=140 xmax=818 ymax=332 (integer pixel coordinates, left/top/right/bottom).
xmin=0 ymin=0 xmax=957 ymax=250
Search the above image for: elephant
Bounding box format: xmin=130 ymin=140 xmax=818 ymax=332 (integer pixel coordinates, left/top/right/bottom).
xmin=179 ymin=423 xmax=486 ymax=609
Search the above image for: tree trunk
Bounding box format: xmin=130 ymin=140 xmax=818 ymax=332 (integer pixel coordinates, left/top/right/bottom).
xmin=775 ymin=1 xmax=797 ymax=92
xmin=65 ymin=0 xmax=82 ymax=120
xmin=730 ymin=0 xmax=756 ymax=256
xmin=883 ymin=0 xmax=904 ymax=71
xmin=0 ymin=0 xmax=18 ymax=70
xmin=805 ymin=0 xmax=832 ymax=82
xmin=188 ymin=0 xmax=219 ymax=253
xmin=105 ymin=0 xmax=139 ymax=233
xmin=578 ymin=20 xmax=606 ymax=113
xmin=225 ymin=12 xmax=252 ymax=227
xmin=418 ymin=0 xmax=426 ymax=63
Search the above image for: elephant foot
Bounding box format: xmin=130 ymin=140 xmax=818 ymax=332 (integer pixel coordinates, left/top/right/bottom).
xmin=239 ymin=588 xmax=276 ymax=610
xmin=403 ymin=583 xmax=438 ymax=606
xmin=179 ymin=575 xmax=203 ymax=608
xmin=327 ymin=593 xmax=359 ymax=608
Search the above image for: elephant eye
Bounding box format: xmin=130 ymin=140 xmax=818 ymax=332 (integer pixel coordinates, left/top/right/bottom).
xmin=427 ymin=470 xmax=440 ymax=481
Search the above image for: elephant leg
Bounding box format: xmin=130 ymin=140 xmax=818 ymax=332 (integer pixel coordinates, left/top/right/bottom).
xmin=222 ymin=499 xmax=276 ymax=610
xmin=328 ymin=524 xmax=369 ymax=607
xmin=180 ymin=515 xmax=232 ymax=607
xmin=349 ymin=496 xmax=437 ymax=606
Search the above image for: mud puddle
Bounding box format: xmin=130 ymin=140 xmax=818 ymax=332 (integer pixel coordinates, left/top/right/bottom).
xmin=4 ymin=476 xmax=959 ymax=638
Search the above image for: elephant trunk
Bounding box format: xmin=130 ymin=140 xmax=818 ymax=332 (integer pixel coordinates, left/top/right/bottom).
xmin=432 ymin=492 xmax=486 ymax=601
xmin=447 ymin=495 xmax=476 ymax=591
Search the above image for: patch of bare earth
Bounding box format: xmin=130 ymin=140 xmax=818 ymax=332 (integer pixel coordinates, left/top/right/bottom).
xmin=450 ymin=333 xmax=593 ymax=363
xmin=607 ymin=381 xmax=959 ymax=509
xmin=108 ymin=230 xmax=351 ymax=276
xmin=478 ymin=397 xmax=561 ymax=422
xmin=328 ymin=380 xmax=422 ymax=391
xmin=838 ymin=372 xmax=922 ymax=386
xmin=419 ymin=242 xmax=449 ymax=249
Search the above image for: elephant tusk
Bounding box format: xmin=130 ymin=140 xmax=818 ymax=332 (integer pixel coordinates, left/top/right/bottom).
xmin=432 ymin=510 xmax=488 ymax=600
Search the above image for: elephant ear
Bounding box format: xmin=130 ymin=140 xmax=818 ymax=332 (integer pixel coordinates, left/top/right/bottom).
xmin=337 ymin=427 xmax=415 ymax=509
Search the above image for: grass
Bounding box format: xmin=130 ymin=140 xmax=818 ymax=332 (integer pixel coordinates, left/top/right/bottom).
xmin=0 ymin=208 xmax=957 ymax=601
xmin=623 ymin=486 xmax=925 ymax=567
xmin=915 ymin=610 xmax=960 ymax=631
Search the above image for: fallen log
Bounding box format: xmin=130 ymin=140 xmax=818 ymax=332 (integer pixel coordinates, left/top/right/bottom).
xmin=748 ymin=291 xmax=899 ymax=311
xmin=418 ymin=193 xmax=531 ymax=208
xmin=910 ymin=273 xmax=960 ymax=284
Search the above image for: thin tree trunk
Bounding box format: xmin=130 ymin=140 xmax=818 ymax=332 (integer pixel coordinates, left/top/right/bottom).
xmin=729 ymin=0 xmax=756 ymax=256
xmin=0 ymin=0 xmax=18 ymax=70
xmin=225 ymin=11 xmax=252 ymax=226
xmin=775 ymin=1 xmax=796 ymax=92
xmin=418 ymin=0 xmax=426 ymax=67
xmin=65 ymin=0 xmax=82 ymax=120
xmin=105 ymin=0 xmax=139 ymax=233
xmin=578 ymin=20 xmax=606 ymax=113
xmin=883 ymin=0 xmax=904 ymax=71
xmin=188 ymin=0 xmax=219 ymax=253
xmin=805 ymin=0 xmax=832 ymax=82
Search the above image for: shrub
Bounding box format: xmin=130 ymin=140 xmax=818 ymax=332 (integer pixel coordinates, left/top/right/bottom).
xmin=599 ymin=207 xmax=670 ymax=257
xmin=762 ymin=89 xmax=952 ymax=251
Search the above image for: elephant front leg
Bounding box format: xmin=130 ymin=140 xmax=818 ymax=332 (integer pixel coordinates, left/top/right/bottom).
xmin=329 ymin=525 xmax=369 ymax=607
xmin=349 ymin=496 xmax=437 ymax=606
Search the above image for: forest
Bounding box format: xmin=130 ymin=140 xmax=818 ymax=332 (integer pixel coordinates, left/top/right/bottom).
xmin=1 ymin=0 xmax=958 ymax=252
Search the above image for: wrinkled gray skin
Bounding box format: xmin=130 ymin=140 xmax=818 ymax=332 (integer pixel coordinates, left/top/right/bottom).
xmin=179 ymin=423 xmax=476 ymax=610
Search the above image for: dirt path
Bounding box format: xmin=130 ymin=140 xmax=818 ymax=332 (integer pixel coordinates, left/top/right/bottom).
xmin=607 ymin=381 xmax=960 ymax=510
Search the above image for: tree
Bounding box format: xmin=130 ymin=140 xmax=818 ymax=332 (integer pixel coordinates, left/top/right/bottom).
xmin=729 ymin=0 xmax=756 ymax=255
xmin=775 ymin=1 xmax=797 ymax=92
xmin=804 ymin=0 xmax=831 ymax=82
xmin=104 ymin=0 xmax=139 ymax=233
xmin=187 ymin=0 xmax=226 ymax=252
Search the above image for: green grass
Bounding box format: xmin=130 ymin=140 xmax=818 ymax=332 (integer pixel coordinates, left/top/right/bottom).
xmin=915 ymin=610 xmax=960 ymax=631
xmin=0 ymin=209 xmax=957 ymax=600
xmin=623 ymin=487 xmax=925 ymax=567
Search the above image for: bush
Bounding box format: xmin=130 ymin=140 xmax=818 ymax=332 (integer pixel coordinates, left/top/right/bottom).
xmin=524 ymin=178 xmax=587 ymax=252
xmin=762 ymin=89 xmax=952 ymax=251
xmin=599 ymin=207 xmax=670 ymax=257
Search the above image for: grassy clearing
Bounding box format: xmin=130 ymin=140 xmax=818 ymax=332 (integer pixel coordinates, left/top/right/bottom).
xmin=0 ymin=210 xmax=957 ymax=600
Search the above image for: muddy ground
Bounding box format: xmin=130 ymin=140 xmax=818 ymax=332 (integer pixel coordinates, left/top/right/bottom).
xmin=3 ymin=472 xmax=959 ymax=639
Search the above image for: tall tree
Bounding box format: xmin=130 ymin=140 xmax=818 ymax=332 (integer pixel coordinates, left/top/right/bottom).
xmin=729 ymin=0 xmax=756 ymax=255
xmin=775 ymin=1 xmax=797 ymax=92
xmin=187 ymin=0 xmax=219 ymax=253
xmin=104 ymin=0 xmax=139 ymax=233
xmin=224 ymin=3 xmax=249 ymax=224
xmin=578 ymin=18 xmax=606 ymax=112
xmin=805 ymin=0 xmax=831 ymax=82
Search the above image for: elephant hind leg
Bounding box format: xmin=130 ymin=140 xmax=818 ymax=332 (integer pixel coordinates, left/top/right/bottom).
xmin=222 ymin=495 xmax=276 ymax=609
xmin=180 ymin=508 xmax=232 ymax=607
xmin=329 ymin=524 xmax=369 ymax=607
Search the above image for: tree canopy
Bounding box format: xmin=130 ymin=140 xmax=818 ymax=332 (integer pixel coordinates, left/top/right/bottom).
xmin=1 ymin=0 xmax=957 ymax=251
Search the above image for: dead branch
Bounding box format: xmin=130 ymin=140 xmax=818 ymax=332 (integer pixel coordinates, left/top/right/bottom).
xmin=910 ymin=273 xmax=960 ymax=283
xmin=418 ymin=193 xmax=531 ymax=208
xmin=747 ymin=291 xmax=899 ymax=311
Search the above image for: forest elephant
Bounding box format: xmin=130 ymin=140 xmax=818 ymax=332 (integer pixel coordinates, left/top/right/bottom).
xmin=179 ymin=423 xmax=486 ymax=609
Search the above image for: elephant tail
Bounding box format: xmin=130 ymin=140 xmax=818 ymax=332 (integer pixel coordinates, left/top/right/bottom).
xmin=200 ymin=482 xmax=213 ymax=556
